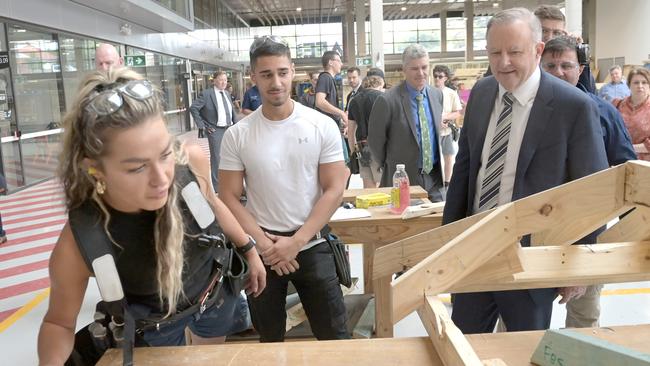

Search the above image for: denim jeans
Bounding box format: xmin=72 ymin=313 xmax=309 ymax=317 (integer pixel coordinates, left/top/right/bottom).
xmin=247 ymin=242 xmax=349 ymax=342
xmin=139 ymin=288 xmax=250 ymax=346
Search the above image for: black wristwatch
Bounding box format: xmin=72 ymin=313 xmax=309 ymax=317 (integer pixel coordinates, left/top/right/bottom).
xmin=236 ymin=235 xmax=256 ymax=255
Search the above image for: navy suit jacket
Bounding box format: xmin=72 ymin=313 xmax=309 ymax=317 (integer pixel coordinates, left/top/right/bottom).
xmin=443 ymin=70 xmax=608 ymax=303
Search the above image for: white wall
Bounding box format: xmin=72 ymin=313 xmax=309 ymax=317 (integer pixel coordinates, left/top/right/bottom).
xmin=595 ymin=0 xmax=650 ymax=66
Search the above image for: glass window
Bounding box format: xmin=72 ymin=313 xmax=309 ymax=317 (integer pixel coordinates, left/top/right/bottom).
xmin=296 ymin=35 xmax=323 ymax=59
xmin=473 ymin=16 xmax=489 ymax=51
xmin=393 ymin=19 xmax=418 ymax=31
xmin=300 ymin=24 xmax=321 ymax=36
xmin=59 ymin=36 xmax=98 ymax=111
xmin=155 ymin=0 xmax=190 ymax=20
xmin=7 ymin=24 xmax=65 ymax=186
xmin=447 ymin=17 xmax=466 ymax=51
xmin=417 ymin=18 xmax=440 ymax=30
xmin=273 ymin=25 xmax=296 ymax=37
xmin=393 ymin=31 xmax=418 ymax=44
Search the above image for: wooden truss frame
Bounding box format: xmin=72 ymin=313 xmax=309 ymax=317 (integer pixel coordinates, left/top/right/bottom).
xmin=372 ymin=161 xmax=650 ymax=365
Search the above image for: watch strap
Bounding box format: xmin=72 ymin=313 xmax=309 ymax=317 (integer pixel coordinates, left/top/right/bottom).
xmin=236 ymin=236 xmax=255 ymax=255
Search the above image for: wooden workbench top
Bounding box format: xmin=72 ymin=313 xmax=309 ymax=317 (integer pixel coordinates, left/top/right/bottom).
xmin=98 ymin=325 xmax=650 ymax=365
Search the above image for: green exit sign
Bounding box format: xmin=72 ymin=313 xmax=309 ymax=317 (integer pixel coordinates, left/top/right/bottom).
xmin=356 ymin=57 xmax=372 ymax=67
xmin=124 ymin=55 xmax=146 ymax=67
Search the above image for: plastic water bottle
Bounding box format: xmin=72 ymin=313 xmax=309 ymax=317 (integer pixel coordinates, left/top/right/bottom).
xmin=390 ymin=164 xmax=410 ymax=214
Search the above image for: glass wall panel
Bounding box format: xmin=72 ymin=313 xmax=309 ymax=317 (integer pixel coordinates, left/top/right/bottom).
xmin=59 ymin=35 xmax=98 ymax=111
xmin=155 ymin=0 xmax=190 ymax=20
xmin=126 ymin=46 xmax=187 ymax=134
xmin=473 ymin=16 xmax=489 ymax=51
xmin=7 ymin=24 xmax=63 ymax=186
xmin=0 ymin=22 xmax=24 ymax=190
xmin=447 ymin=17 xmax=466 ymax=51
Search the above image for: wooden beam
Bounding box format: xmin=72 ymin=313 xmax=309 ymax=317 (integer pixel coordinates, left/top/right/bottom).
xmin=457 ymin=244 xmax=523 ymax=286
xmin=401 ymin=201 xmax=445 ymax=220
xmin=531 ymin=329 xmax=650 ymax=366
xmin=374 ymin=165 xmax=626 ymax=282
xmin=373 ymin=210 xmax=491 ymax=280
xmin=451 ymin=241 xmax=650 ymax=293
xmin=625 ymin=160 xmax=650 ymax=207
xmin=515 ymin=165 xmax=626 ymax=246
xmin=391 ymin=204 xmax=518 ymax=322
xmin=418 ymin=296 xmax=484 ymax=366
xmin=599 ymin=205 xmax=650 ymax=243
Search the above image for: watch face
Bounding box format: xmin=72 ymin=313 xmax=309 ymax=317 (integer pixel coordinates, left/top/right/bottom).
xmin=248 ymin=235 xmax=256 ymax=245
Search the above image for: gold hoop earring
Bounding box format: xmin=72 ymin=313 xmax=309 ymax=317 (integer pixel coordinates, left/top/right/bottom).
xmin=95 ymin=180 xmax=106 ymax=195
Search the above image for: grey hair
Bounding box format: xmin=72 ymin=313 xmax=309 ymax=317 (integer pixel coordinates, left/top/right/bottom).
xmin=609 ymin=65 xmax=622 ymax=73
xmin=487 ymin=7 xmax=542 ymax=43
xmin=402 ymin=44 xmax=429 ymax=66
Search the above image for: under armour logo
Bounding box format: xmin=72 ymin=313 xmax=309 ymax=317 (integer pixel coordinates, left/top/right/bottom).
xmin=298 ymin=137 xmax=308 ymax=144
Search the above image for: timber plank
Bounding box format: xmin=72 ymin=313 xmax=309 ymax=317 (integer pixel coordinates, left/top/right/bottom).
xmin=391 ymin=204 xmax=518 ymax=323
xmin=418 ymin=296 xmax=483 ymax=366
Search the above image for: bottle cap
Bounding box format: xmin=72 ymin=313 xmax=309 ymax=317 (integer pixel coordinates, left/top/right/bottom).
xmin=396 ymin=164 xmax=405 ymax=169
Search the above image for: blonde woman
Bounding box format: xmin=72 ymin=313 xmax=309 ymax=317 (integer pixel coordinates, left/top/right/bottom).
xmin=37 ymin=68 xmax=265 ymax=365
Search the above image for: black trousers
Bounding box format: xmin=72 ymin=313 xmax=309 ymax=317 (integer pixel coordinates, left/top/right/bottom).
xmin=247 ymin=242 xmax=349 ymax=342
xmin=451 ymin=290 xmax=554 ymax=334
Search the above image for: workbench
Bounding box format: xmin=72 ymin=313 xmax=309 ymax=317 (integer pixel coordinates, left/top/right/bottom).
xmin=97 ymin=324 xmax=650 ymax=365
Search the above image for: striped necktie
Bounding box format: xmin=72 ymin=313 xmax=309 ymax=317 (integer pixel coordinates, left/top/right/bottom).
xmin=416 ymin=94 xmax=433 ymax=174
xmin=478 ymin=92 xmax=514 ymax=211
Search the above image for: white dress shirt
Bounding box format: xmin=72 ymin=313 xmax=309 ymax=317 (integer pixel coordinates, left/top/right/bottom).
xmin=473 ymin=67 xmax=541 ymax=213
xmin=214 ymin=86 xmax=232 ymax=127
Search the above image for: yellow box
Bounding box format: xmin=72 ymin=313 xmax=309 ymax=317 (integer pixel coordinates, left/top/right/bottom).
xmin=355 ymin=193 xmax=391 ymax=208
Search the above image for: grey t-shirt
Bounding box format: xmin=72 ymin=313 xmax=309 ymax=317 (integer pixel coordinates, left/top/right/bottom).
xmin=315 ymin=72 xmax=340 ymax=126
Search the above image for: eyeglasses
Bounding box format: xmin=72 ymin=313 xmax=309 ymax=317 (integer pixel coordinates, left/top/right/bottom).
xmin=249 ymin=35 xmax=289 ymax=55
xmin=86 ymin=79 xmax=154 ymax=116
xmin=433 ymin=74 xmax=446 ymax=79
xmin=542 ymin=62 xmax=580 ymax=71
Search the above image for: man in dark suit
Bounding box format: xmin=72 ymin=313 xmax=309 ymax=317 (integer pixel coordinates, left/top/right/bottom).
xmin=190 ymin=71 xmax=236 ymax=192
xmin=443 ymin=8 xmax=608 ymax=333
xmin=368 ymin=44 xmax=445 ymax=202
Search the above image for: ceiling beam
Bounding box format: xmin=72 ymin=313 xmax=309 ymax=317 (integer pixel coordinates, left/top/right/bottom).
xmin=245 ymin=0 xmax=271 ymax=26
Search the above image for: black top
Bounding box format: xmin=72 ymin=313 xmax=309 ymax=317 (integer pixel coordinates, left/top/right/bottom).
xmin=73 ymin=165 xmax=217 ymax=315
xmin=315 ymin=72 xmax=340 ymax=125
xmin=348 ymin=88 xmax=382 ymax=141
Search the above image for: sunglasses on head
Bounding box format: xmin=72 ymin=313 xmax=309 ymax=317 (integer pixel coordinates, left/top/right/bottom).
xmin=249 ymin=35 xmax=289 ymax=55
xmin=86 ymin=79 xmax=154 ymax=116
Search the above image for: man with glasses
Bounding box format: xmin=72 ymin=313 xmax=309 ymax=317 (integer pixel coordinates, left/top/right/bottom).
xmin=315 ymin=51 xmax=351 ymax=180
xmin=432 ymin=65 xmax=463 ymax=186
xmin=534 ymin=4 xmax=596 ymax=94
xmin=541 ymin=35 xmax=635 ymax=329
xmin=368 ymin=44 xmax=446 ymax=202
xmin=190 ymin=71 xmax=236 ymax=192
xmin=219 ymin=35 xmax=349 ymax=342
xmin=315 ymin=51 xmax=347 ymax=128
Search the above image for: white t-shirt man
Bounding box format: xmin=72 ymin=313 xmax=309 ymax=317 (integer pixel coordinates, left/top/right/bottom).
xmin=220 ymin=101 xmax=344 ymax=251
